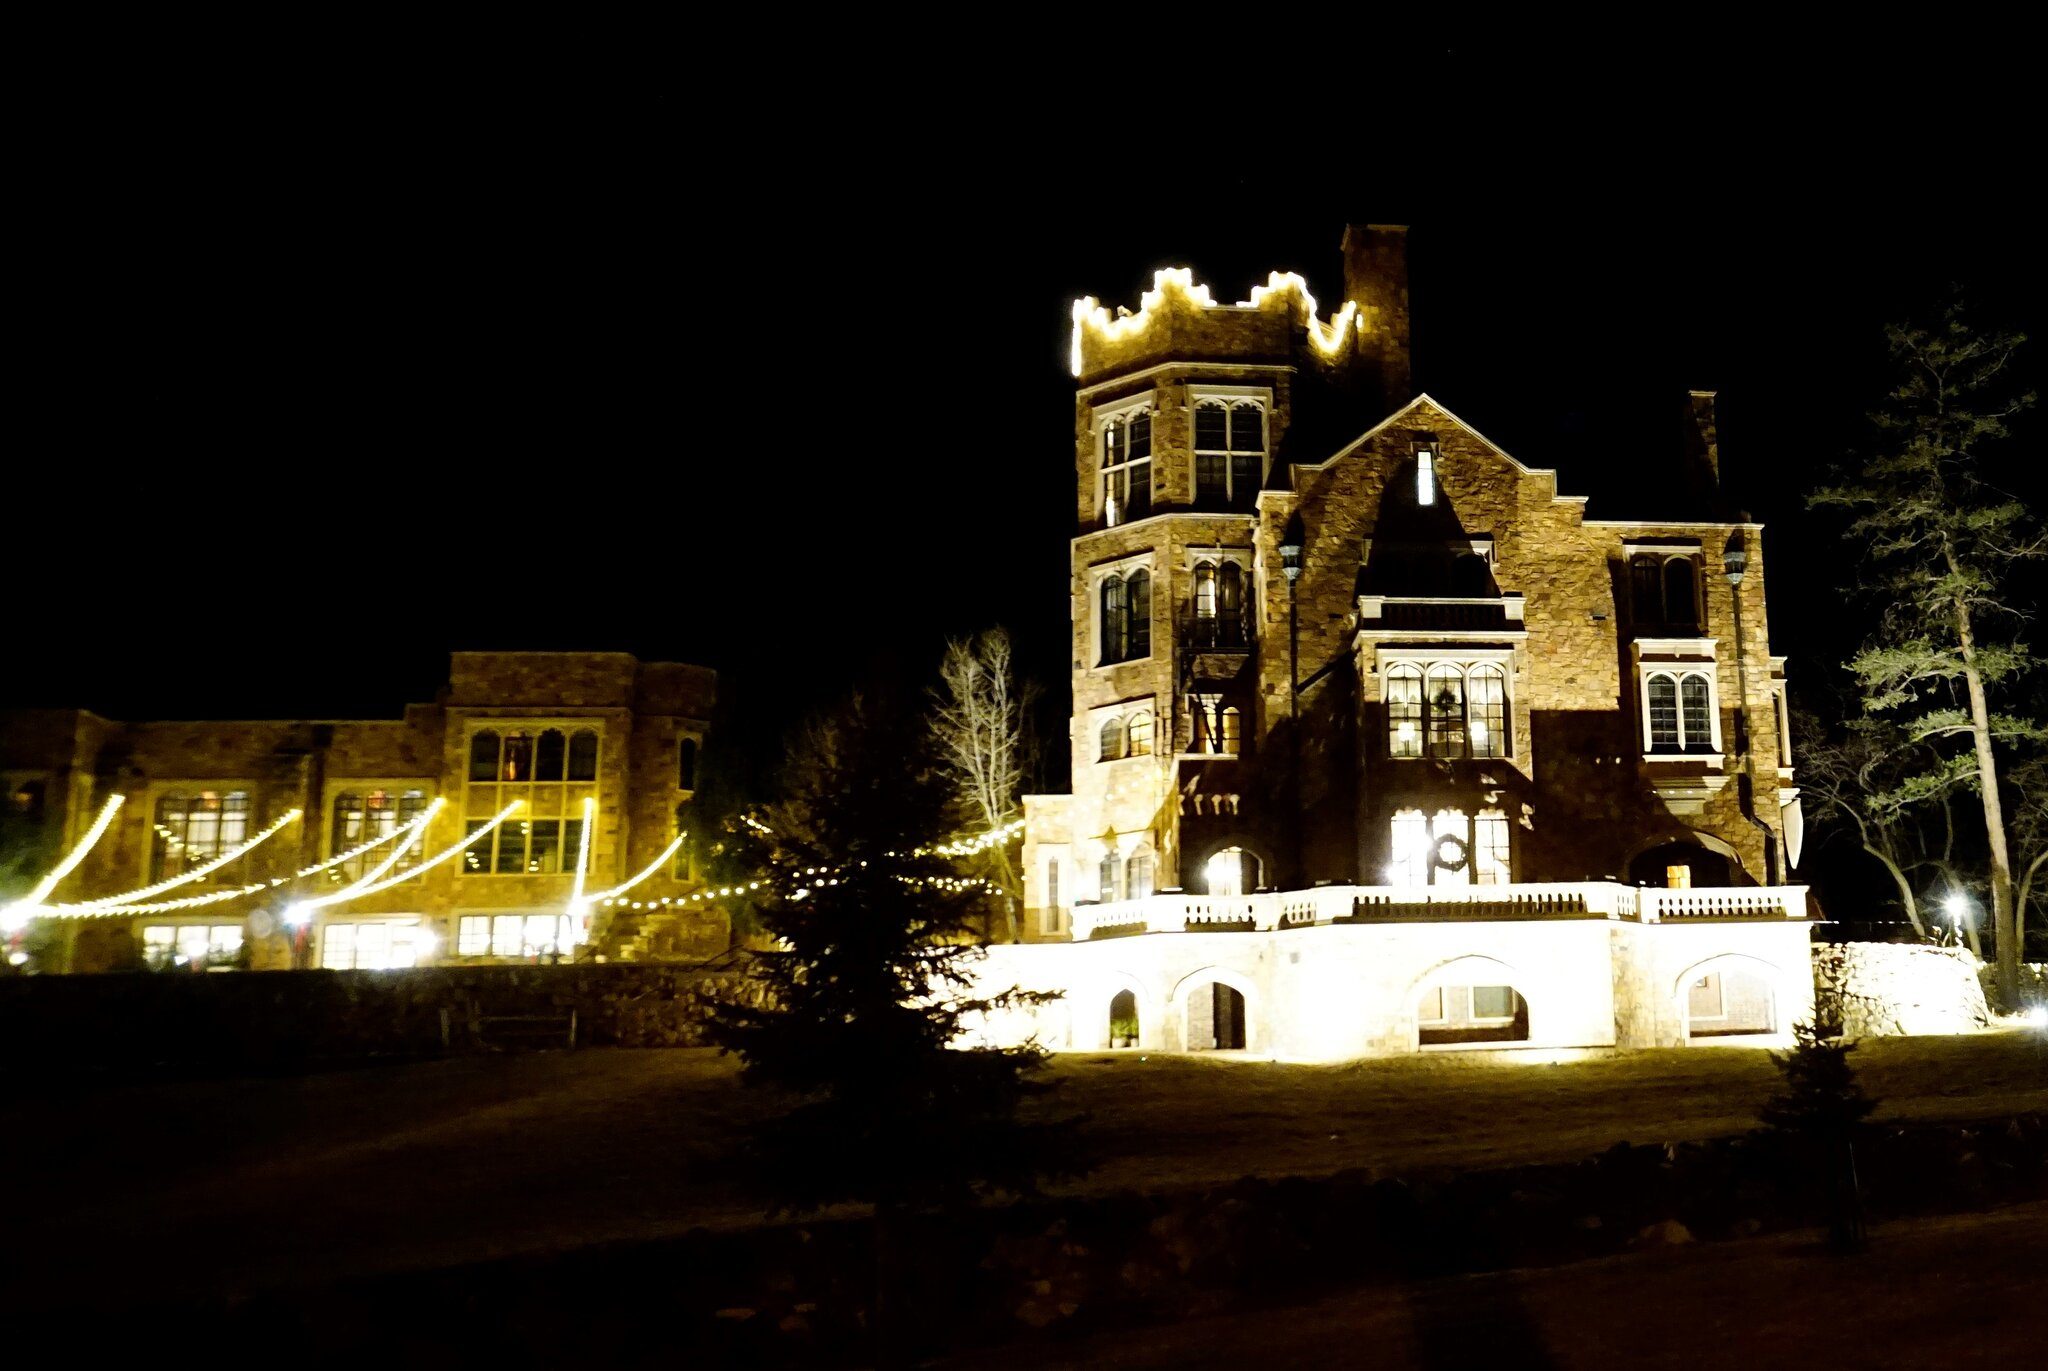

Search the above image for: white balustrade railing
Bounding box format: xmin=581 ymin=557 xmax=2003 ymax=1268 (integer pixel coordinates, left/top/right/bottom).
xmin=1069 ymin=880 xmax=1806 ymax=939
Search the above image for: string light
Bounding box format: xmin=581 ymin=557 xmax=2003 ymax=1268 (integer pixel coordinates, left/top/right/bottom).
xmin=4 ymin=795 xmax=126 ymax=928
xmin=1069 ymin=266 xmax=1363 ymax=376
xmin=293 ymin=800 xmax=520 ymax=914
xmin=584 ymin=832 xmax=685 ymax=903
xmin=50 ymin=809 xmax=303 ymax=914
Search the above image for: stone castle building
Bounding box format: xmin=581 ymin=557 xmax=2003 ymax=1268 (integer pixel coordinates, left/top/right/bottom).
xmin=1 ymin=653 xmax=724 ymax=972
xmin=976 ymin=225 xmax=1817 ymax=1059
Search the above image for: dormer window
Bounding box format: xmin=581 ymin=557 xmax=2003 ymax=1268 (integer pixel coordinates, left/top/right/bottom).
xmin=1193 ymin=398 xmax=1266 ymax=510
xmin=1100 ymin=407 xmax=1153 ymax=524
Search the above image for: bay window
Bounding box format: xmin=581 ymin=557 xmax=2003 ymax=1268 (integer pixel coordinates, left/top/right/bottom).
xmin=1384 ymin=660 xmax=1511 ymax=760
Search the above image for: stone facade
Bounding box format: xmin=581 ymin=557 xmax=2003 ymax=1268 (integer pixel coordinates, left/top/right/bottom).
xmin=1 ymin=652 xmax=723 ymax=972
xmin=1026 ymin=225 xmax=1800 ymax=936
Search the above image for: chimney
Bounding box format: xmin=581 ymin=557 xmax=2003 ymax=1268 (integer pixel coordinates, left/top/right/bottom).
xmin=1340 ymin=224 xmax=1412 ymax=408
xmin=1684 ymin=390 xmax=1722 ymax=510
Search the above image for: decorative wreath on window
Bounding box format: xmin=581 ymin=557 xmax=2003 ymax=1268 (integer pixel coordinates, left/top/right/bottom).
xmin=1432 ymin=834 xmax=1469 ymax=873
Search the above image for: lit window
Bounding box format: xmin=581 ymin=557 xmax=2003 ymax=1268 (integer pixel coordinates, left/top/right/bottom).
xmin=1389 ymin=809 xmax=1431 ymax=885
xmin=1098 ymin=852 xmax=1119 ymax=902
xmin=151 ymin=791 xmax=252 ymax=880
xmin=1471 ymin=985 xmax=1516 ymax=1020
xmin=1100 ymin=408 xmax=1154 ymax=524
xmin=1193 ymin=400 xmax=1266 ymax=510
xmin=1386 ymin=664 xmax=1423 ymax=757
xmin=458 ymin=916 xmax=491 ymax=956
xmin=1473 ymin=809 xmax=1512 ymax=885
xmin=327 ymin=789 xmax=430 ymax=884
xmin=1425 ymin=666 xmax=1467 ymax=758
xmin=1431 ymin=808 xmax=1471 ymax=887
xmin=463 ymin=726 xmax=598 ymax=875
xmin=141 ymin=923 xmax=242 ymax=970
xmin=1416 ymin=447 xmax=1436 ymax=506
xmin=1468 ymin=665 xmax=1507 ymax=759
xmin=1045 ymin=859 xmax=1062 ymax=909
xmin=1188 ymin=695 xmax=1241 ymax=756
xmin=1127 ymin=711 xmax=1153 ymax=757
xmin=322 ymin=922 xmax=416 ymax=971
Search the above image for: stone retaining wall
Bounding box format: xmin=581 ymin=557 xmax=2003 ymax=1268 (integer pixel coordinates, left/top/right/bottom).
xmin=1812 ymin=942 xmax=1992 ymax=1036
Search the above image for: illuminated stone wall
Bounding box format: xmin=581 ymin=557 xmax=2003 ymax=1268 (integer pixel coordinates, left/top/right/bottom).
xmin=964 ymin=918 xmax=1818 ymax=1060
xmin=0 ymin=652 xmax=723 ymax=971
xmin=1811 ymin=942 xmax=1992 ymax=1036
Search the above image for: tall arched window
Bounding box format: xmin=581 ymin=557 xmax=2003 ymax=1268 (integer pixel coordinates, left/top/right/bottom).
xmin=1680 ymin=674 xmax=1713 ymax=750
xmin=1193 ymin=400 xmax=1265 ymax=508
xmin=568 ymin=728 xmax=600 ymax=781
xmin=1192 ymin=561 xmax=1218 ymax=620
xmin=1099 ymin=576 xmax=1127 ymax=665
xmin=1664 ymin=558 xmax=1699 ymax=630
xmin=1425 ymin=666 xmax=1467 ymax=758
xmin=1468 ymin=664 xmax=1508 ymax=758
xmin=1101 ymin=409 xmax=1153 ymax=524
xmin=501 ymin=731 xmax=534 ymax=781
xmin=1630 ymin=556 xmax=1661 ymax=627
xmin=1098 ymin=852 xmax=1119 ymax=903
xmin=1126 ymin=849 xmax=1154 ymax=900
xmin=329 ymin=789 xmax=430 ymax=883
xmin=1386 ymin=664 xmax=1424 ymax=757
xmin=1098 ymin=716 xmax=1126 ymax=762
xmin=678 ymin=738 xmax=699 ymax=790
xmin=469 ymin=731 xmax=500 ymax=782
xmin=1473 ymin=808 xmax=1512 ymax=884
xmin=1647 ymin=673 xmax=1681 ymax=751
xmin=1126 ymin=569 xmax=1151 ymax=658
xmin=534 ymin=728 xmax=566 ymax=782
xmin=1431 ymin=807 xmax=1472 ymax=888
xmin=1220 ymin=707 xmax=1242 ymax=755
xmin=1126 ymin=710 xmax=1153 ymax=757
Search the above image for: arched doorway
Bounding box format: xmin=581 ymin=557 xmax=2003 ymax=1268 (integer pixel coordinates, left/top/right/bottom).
xmin=1629 ymin=840 xmax=1734 ymax=888
xmin=1204 ymin=846 xmax=1262 ymax=896
xmin=1108 ymin=989 xmax=1139 ymax=1048
xmin=1417 ymin=981 xmax=1531 ymax=1046
xmin=1680 ymin=957 xmax=1778 ymax=1038
xmin=1186 ymin=982 xmax=1247 ymax=1050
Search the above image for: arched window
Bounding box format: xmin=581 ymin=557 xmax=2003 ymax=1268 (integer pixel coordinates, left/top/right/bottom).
xmin=1126 ymin=710 xmax=1153 ymax=757
xmin=1680 ymin=674 xmax=1714 ymax=750
xmin=1192 ymin=561 xmax=1218 ymax=620
xmin=1098 ymin=851 xmax=1119 ymax=903
xmin=1220 ymin=707 xmax=1242 ymax=755
xmin=1205 ymin=846 xmax=1260 ymax=896
xmin=1126 ymin=569 xmax=1151 ymax=658
xmin=1389 ymin=809 xmax=1431 ymax=885
xmin=1647 ymin=673 xmax=1680 ymax=751
xmin=1215 ymin=561 xmax=1246 ymax=646
xmin=1126 ymin=850 xmax=1154 ymax=900
xmin=1425 ymin=665 xmax=1467 ymax=758
xmin=1431 ymin=807 xmax=1472 ymax=887
xmin=1468 ymin=664 xmax=1508 ymax=758
xmin=501 ymin=731 xmax=534 ymax=782
xmin=469 ymin=731 xmax=501 ymax=782
xmin=1630 ymin=555 xmax=1661 ymax=627
xmin=1386 ymin=664 xmax=1424 ymax=757
xmin=1099 ymin=575 xmax=1127 ymax=666
xmin=1663 ymin=558 xmax=1699 ymax=630
xmin=568 ymin=728 xmax=600 ymax=781
xmin=1473 ymin=808 xmax=1512 ymax=884
xmin=678 ymin=738 xmax=699 ymax=790
xmin=1098 ymin=716 xmax=1126 ymax=763
xmin=150 ymin=790 xmax=252 ymax=880
xmin=534 ymin=728 xmax=566 ymax=782
xmin=1109 ymin=988 xmax=1139 ymax=1047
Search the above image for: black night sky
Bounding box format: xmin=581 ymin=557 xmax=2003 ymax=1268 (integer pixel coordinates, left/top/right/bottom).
xmin=14 ymin=38 xmax=2043 ymax=801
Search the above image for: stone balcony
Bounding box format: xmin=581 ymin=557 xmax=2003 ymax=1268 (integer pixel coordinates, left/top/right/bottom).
xmin=1357 ymin=594 xmax=1526 ymax=633
xmin=1068 ymin=880 xmax=1810 ymax=940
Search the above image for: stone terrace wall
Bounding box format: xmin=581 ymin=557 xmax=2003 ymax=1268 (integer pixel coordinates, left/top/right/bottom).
xmin=1812 ymin=942 xmax=1992 ymax=1036
xmin=0 ymin=963 xmax=761 ymax=1079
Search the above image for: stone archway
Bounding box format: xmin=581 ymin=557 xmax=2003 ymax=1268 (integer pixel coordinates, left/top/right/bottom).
xmin=1406 ymin=954 xmax=1533 ymax=1049
xmin=1169 ymin=966 xmax=1259 ymax=1052
xmin=1628 ymin=832 xmax=1744 ymax=888
xmin=1674 ymin=953 xmax=1782 ymax=1039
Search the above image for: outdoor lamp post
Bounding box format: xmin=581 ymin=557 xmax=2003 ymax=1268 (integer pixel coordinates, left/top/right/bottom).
xmin=1943 ymin=893 xmax=1971 ymax=945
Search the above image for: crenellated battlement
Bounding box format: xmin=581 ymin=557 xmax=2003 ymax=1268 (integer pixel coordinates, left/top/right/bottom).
xmin=1069 ymin=268 xmax=1366 ymax=381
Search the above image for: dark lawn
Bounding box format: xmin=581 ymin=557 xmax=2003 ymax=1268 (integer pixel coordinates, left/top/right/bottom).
xmin=7 ymin=1030 xmax=2044 ymax=1307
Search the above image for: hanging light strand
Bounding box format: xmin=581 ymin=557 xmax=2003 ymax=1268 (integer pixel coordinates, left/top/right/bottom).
xmin=51 ymin=808 xmax=303 ymax=913
xmin=584 ymin=832 xmax=684 ymax=904
xmin=22 ymin=794 xmax=125 ymax=906
xmin=297 ymin=800 xmax=519 ymax=912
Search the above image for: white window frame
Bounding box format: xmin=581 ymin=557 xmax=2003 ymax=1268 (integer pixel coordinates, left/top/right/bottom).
xmin=1094 ymin=392 xmax=1156 ymax=526
xmin=1188 ymin=384 xmax=1273 ymax=507
xmin=1634 ymin=641 xmax=1723 ymax=762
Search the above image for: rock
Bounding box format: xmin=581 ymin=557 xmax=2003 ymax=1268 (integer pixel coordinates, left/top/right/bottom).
xmin=1634 ymin=1220 xmax=1694 ymax=1246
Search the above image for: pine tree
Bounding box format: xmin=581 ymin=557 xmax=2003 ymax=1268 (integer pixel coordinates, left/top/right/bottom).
xmin=1761 ymin=1022 xmax=1879 ymax=1250
xmin=1810 ymin=297 xmax=2039 ymax=1001
xmin=704 ymin=687 xmax=1081 ymax=1216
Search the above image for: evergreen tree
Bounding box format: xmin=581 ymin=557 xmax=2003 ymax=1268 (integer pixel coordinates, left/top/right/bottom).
xmin=1811 ymin=297 xmax=2039 ymax=1001
xmin=704 ymin=688 xmax=1081 ymax=1218
xmin=1760 ymin=1022 xmax=1879 ymax=1250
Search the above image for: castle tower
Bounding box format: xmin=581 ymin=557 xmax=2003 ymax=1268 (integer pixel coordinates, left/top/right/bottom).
xmin=1022 ymin=227 xmax=1412 ymax=936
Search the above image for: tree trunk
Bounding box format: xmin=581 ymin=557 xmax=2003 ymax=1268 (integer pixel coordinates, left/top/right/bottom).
xmin=1865 ymin=840 xmax=1927 ymax=940
xmin=1950 ymin=576 xmax=2018 ymax=1001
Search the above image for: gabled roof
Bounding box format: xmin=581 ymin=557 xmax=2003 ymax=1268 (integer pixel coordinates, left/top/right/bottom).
xmin=1298 ymin=393 xmax=1589 ymax=505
